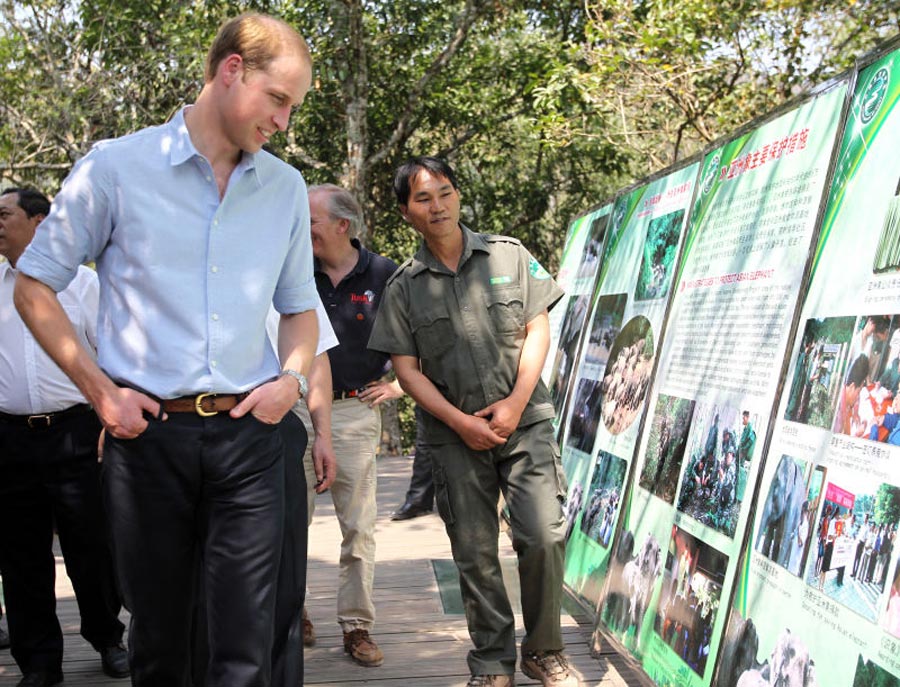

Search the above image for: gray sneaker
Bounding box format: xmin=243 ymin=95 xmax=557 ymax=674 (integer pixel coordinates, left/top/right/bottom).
xmin=521 ymin=650 xmax=578 ymax=685
xmin=466 ymin=675 xmax=515 ymax=687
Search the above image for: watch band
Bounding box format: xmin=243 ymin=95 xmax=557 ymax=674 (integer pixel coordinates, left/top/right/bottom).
xmin=281 ymin=369 xmax=308 ymax=398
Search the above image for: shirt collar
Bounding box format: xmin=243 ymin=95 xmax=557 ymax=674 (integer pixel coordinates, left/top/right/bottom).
xmin=0 ymin=260 xmax=14 ymax=282
xmin=166 ymin=107 xmax=262 ymax=187
xmin=314 ymin=238 xmax=370 ymax=279
xmin=409 ymin=224 xmax=487 ymax=276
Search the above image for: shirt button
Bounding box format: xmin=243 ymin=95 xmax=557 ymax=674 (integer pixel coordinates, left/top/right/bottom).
xmin=211 ymin=360 xmax=218 ymax=367
xmin=463 ymin=306 xmax=470 ymax=311
xmin=211 ymin=266 xmax=218 ymax=273
xmin=212 ymin=313 xmax=219 ymax=321
xmin=213 ymin=219 xmax=219 ymax=227
xmin=206 ymin=175 xmax=212 ymax=182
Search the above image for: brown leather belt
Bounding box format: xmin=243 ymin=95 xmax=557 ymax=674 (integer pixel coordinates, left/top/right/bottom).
xmin=0 ymin=403 xmax=93 ymax=429
xmin=160 ymin=392 xmax=250 ymax=417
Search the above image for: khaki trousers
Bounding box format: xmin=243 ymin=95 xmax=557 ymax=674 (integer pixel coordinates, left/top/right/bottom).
xmin=294 ymin=398 xmax=379 ymax=631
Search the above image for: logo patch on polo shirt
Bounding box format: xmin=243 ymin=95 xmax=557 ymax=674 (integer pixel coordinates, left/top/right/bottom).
xmin=490 ymin=275 xmax=512 ymax=285
xmin=528 ymin=257 xmax=551 ymax=280
xmin=350 ymin=290 xmax=376 ymax=304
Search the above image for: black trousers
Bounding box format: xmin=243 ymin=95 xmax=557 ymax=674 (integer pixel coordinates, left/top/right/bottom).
xmin=191 ymin=412 xmax=308 ymax=687
xmin=103 ymin=412 xmax=286 ymax=687
xmin=403 ymin=406 xmax=434 ymax=509
xmin=0 ymin=411 xmax=124 ymax=674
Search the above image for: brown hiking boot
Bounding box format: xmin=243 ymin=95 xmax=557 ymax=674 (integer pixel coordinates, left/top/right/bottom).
xmin=302 ymin=617 xmax=316 ymax=647
xmin=521 ymin=650 xmax=578 ymax=685
xmin=467 ymin=675 xmax=515 ymax=686
xmin=343 ymin=629 xmax=384 ymax=667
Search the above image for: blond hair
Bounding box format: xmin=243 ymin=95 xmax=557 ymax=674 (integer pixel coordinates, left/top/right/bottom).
xmin=205 ymin=13 xmax=311 ymax=82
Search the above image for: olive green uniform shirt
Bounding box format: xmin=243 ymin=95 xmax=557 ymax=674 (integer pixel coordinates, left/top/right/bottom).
xmin=368 ymin=225 xmax=564 ymax=443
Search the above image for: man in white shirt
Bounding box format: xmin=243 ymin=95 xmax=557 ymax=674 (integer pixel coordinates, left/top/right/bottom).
xmin=0 ymin=188 xmax=127 ymax=687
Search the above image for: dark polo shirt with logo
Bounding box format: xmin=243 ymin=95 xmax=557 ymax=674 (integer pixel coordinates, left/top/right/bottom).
xmin=368 ymin=225 xmax=564 ymax=443
xmin=315 ymin=238 xmax=399 ymax=393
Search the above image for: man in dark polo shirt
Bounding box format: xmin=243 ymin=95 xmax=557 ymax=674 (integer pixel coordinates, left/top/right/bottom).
xmin=368 ymin=157 xmax=575 ymax=686
xmin=293 ymin=184 xmax=401 ymax=667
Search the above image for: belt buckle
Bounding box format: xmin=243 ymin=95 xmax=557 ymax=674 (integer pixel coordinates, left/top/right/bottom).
xmin=194 ymin=393 xmax=218 ymax=417
xmin=27 ymin=414 xmax=52 ymax=429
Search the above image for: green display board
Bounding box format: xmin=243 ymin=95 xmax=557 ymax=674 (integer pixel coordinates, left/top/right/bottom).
xmin=560 ymin=166 xmax=698 ymax=610
xmin=547 ymin=205 xmax=612 ymax=425
xmin=718 ymin=46 xmax=900 ymax=687
xmin=593 ymin=79 xmax=850 ymax=686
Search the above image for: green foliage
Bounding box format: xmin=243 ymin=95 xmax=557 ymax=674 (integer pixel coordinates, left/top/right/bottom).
xmin=875 ymin=483 xmax=900 ymax=527
xmin=853 ymin=655 xmax=900 ymax=687
xmin=538 ymin=0 xmax=900 ymax=177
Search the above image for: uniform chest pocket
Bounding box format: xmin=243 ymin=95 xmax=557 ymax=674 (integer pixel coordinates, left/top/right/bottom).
xmin=411 ymin=307 xmax=455 ymax=359
xmin=484 ymin=286 xmax=524 ymax=336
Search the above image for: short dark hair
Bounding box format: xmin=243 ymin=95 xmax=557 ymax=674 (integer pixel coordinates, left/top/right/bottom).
xmin=393 ymin=156 xmax=459 ymax=206
xmin=846 ymin=354 xmax=869 ymax=387
xmin=1 ymin=187 xmax=50 ymax=218
xmin=870 ymin=315 xmax=891 ymax=334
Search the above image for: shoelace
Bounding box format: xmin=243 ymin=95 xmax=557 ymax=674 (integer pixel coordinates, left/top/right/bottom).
xmin=527 ymin=650 xmax=570 ymax=676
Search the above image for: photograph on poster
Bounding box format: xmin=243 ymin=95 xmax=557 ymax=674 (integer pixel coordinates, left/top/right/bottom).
xmin=579 ymin=451 xmax=627 ymax=547
xmin=806 ymin=480 xmax=900 ymax=623
xmin=582 ymin=293 xmax=628 ymax=368
xmin=565 ymin=377 xmax=603 ymax=454
xmin=638 ymin=394 xmax=696 ymax=504
xmin=716 ymin=609 xmax=818 ymax=687
xmin=635 ymin=208 xmax=685 ymax=301
xmin=577 ymin=212 xmax=609 ymax=280
xmin=653 ymin=524 xmax=728 ymax=678
xmin=872 ymin=176 xmax=900 ymax=275
xmin=549 ymin=293 xmax=591 ymax=410
xmin=677 ymin=403 xmax=759 ymax=539
xmin=601 ymin=315 xmax=655 ymax=435
xmin=853 ymin=654 xmax=900 ymax=687
xmin=563 ymin=478 xmax=584 ymax=543
xmin=881 ymin=557 xmax=900 ymax=638
xmin=755 ymin=455 xmax=824 ymax=578
xmin=784 ymin=316 xmax=856 ymax=429
xmin=833 ymin=313 xmax=900 ymax=442
xmin=602 ymin=529 xmax=663 ymax=648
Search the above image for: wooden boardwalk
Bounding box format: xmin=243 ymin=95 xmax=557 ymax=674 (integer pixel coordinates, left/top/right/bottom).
xmin=0 ymin=454 xmax=641 ymax=686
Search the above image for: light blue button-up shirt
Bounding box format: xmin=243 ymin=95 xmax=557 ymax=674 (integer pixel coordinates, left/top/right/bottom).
xmin=18 ymin=108 xmax=318 ymax=398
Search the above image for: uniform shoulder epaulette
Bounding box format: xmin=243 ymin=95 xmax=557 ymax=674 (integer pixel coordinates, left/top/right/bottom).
xmin=483 ymin=233 xmax=522 ymax=247
xmin=385 ymin=256 xmax=416 ymax=286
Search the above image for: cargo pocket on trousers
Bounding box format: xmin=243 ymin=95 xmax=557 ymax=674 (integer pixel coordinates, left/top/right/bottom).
xmin=550 ymin=438 xmax=568 ymax=504
xmin=433 ymin=463 xmax=456 ymax=526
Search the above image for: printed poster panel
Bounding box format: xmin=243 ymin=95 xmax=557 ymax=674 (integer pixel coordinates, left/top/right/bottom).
xmin=597 ymin=81 xmax=849 ymax=686
xmin=560 ymin=165 xmax=698 ymax=610
xmin=547 ymin=206 xmax=612 ymax=417
xmin=719 ymin=49 xmax=900 ymax=687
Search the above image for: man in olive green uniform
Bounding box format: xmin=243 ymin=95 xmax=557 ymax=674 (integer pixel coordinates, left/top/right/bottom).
xmin=368 ymin=157 xmax=575 ymax=687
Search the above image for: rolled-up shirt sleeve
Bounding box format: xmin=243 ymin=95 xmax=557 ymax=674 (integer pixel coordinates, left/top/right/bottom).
xmin=273 ymin=181 xmax=319 ymax=315
xmin=18 ymin=147 xmax=115 ymax=292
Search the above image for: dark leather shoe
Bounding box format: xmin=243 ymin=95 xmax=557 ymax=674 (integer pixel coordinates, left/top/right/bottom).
xmin=0 ymin=626 xmax=9 ymax=649
xmin=390 ymin=502 xmax=433 ymax=521
xmin=99 ymin=643 xmax=130 ymax=678
xmin=16 ymin=671 xmax=63 ymax=687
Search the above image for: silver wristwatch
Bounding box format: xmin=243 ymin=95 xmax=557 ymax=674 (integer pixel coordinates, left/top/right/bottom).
xmin=281 ymin=369 xmax=308 ymax=398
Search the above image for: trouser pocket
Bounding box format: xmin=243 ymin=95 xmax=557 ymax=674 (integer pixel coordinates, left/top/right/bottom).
xmin=433 ymin=463 xmax=456 ymax=526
